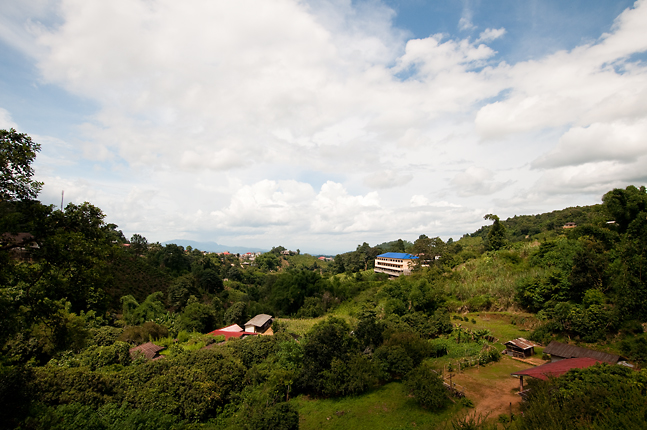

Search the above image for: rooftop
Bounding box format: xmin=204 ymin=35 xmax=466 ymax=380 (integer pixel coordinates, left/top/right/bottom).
xmin=544 ymin=341 xmax=621 ymax=363
xmin=377 ymin=252 xmax=419 ymax=259
xmin=511 ymin=357 xmax=602 ymax=381
xmin=245 ymin=314 xmax=273 ymax=327
xmin=129 ymin=342 xmax=165 ymax=360
xmin=505 ymin=338 xmax=539 ymax=351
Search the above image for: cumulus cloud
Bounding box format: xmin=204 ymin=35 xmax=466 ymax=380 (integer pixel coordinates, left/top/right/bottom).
xmin=2 ymin=0 xmax=647 ymax=251
xmin=533 ymin=120 xmax=647 ymax=168
xmin=531 ymin=160 xmax=647 ymax=197
xmin=475 ymin=0 xmax=647 ymax=140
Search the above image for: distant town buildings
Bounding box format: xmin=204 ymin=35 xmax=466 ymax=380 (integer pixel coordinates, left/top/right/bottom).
xmin=374 ymin=252 xmax=419 ymax=277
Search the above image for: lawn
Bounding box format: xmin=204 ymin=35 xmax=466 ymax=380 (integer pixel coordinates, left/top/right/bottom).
xmin=295 ymin=382 xmax=464 ymax=430
xmin=277 ymin=317 xmax=327 ymax=336
xmin=452 ymin=312 xmax=540 ymax=348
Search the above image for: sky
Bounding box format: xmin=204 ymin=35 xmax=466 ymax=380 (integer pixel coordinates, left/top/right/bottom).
xmin=1 ymin=0 xmax=646 ymax=254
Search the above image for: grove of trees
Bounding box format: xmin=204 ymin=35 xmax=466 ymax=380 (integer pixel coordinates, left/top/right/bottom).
xmin=2 ymin=128 xmax=647 ymax=429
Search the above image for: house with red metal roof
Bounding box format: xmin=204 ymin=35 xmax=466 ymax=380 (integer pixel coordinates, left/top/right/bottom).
xmin=207 ymin=324 xmax=259 ymax=340
xmin=511 ymin=357 xmax=602 ymax=392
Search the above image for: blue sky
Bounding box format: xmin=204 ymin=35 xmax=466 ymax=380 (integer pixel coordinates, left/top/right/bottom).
xmin=1 ymin=0 xmax=646 ymax=254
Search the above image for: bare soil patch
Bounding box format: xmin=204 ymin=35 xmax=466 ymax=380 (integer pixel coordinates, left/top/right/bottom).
xmin=448 ymin=357 xmax=530 ymax=420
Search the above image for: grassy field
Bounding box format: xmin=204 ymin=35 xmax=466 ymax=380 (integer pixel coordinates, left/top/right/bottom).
xmin=285 ymin=309 xmax=548 ymax=429
xmin=277 ymin=316 xmax=328 ymax=336
xmin=295 ymin=382 xmax=464 ymax=430
xmin=452 ymin=312 xmax=540 ymax=345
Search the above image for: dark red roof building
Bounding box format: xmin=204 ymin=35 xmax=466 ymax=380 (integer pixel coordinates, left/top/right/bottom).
xmin=511 ymin=357 xmax=602 ymax=392
xmin=207 ymin=324 xmax=259 ymax=340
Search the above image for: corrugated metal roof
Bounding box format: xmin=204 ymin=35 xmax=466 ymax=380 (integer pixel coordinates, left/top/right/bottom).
xmin=218 ymin=324 xmax=243 ymax=332
xmin=511 ymin=357 xmax=602 ymax=381
xmin=505 ymin=338 xmax=539 ymax=350
xmin=129 ymin=342 xmax=165 ymax=360
xmin=245 ymin=314 xmax=273 ymax=327
xmin=543 ymin=341 xmax=620 ymax=363
xmin=376 ymin=252 xmax=419 ymax=259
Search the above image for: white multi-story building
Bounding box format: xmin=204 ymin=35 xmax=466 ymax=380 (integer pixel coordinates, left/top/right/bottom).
xmin=374 ymin=252 xmax=418 ymax=277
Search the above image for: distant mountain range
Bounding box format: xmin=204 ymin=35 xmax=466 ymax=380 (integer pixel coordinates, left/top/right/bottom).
xmin=162 ymin=239 xmax=268 ymax=254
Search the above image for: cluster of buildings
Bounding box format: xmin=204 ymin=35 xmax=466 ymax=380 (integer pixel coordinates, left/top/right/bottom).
xmin=504 ymin=339 xmax=627 ymax=394
xmin=129 ymin=314 xmax=275 ymax=361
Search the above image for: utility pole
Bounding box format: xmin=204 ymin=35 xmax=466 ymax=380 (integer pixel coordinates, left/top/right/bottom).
xmin=61 ymin=190 xmax=64 ymax=210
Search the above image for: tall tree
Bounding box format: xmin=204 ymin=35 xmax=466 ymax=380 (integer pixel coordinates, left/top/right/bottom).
xmin=484 ymin=213 xmax=507 ymax=251
xmin=0 ymin=128 xmax=43 ymax=201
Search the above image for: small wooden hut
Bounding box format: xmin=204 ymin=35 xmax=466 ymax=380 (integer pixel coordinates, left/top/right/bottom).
xmin=129 ymin=342 xmax=165 ymax=361
xmin=504 ymin=338 xmax=538 ymax=358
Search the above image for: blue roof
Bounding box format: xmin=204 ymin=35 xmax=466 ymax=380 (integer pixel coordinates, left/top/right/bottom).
xmin=377 ymin=252 xmax=418 ymax=259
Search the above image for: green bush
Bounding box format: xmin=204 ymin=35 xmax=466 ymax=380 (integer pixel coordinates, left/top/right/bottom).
xmin=118 ymin=322 xmax=168 ymax=344
xmin=518 ymin=364 xmax=647 ymax=430
xmin=320 ymin=354 xmax=380 ymax=397
xmin=23 ymin=402 xmax=192 ymax=430
xmin=78 ymin=342 xmax=132 ymax=370
xmin=87 ymin=326 xmax=123 ymax=347
xmin=405 ymin=364 xmax=449 ymax=410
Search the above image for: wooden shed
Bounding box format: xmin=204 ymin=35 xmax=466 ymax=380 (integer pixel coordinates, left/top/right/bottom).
xmin=129 ymin=341 xmax=165 ymax=361
xmin=504 ymin=338 xmax=538 ymax=358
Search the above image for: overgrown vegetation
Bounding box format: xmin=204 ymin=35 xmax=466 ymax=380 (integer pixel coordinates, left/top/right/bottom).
xmin=2 ymin=129 xmax=647 ymax=428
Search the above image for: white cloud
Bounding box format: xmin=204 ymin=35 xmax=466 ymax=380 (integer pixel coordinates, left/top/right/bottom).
xmin=475 ymin=0 xmax=647 ymax=140
xmin=533 ymin=119 xmax=647 ymax=168
xmin=458 ymin=0 xmax=476 ymax=31
xmin=2 ymin=0 xmax=647 ymax=252
xmin=450 ymin=166 xmax=512 ymax=197
xmin=410 ymin=195 xmax=461 ymax=208
xmin=410 ymin=195 xmax=429 ymax=207
xmin=363 ymin=169 xmax=413 ymax=189
xmin=476 ymin=28 xmax=506 ymax=43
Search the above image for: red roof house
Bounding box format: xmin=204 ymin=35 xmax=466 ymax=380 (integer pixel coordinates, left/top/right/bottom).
xmin=208 ymin=324 xmax=259 ymax=340
xmin=511 ymin=357 xmax=602 ymax=392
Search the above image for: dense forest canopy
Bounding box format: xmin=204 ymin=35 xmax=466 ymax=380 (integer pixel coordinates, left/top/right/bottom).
xmin=2 ymin=129 xmax=647 ymax=429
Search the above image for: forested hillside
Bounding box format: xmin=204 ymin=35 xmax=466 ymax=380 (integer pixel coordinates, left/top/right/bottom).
xmin=2 ymin=129 xmax=647 ymax=429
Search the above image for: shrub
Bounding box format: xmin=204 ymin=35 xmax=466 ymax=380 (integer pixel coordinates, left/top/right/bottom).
xmin=78 ymin=342 xmax=132 ymax=370
xmin=405 ymin=364 xmax=448 ymax=410
xmin=320 ymin=354 xmax=380 ymax=397
xmin=22 ymin=402 xmax=191 ymax=430
xmin=118 ymin=322 xmax=168 ymax=344
xmin=88 ymin=326 xmax=123 ymax=347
